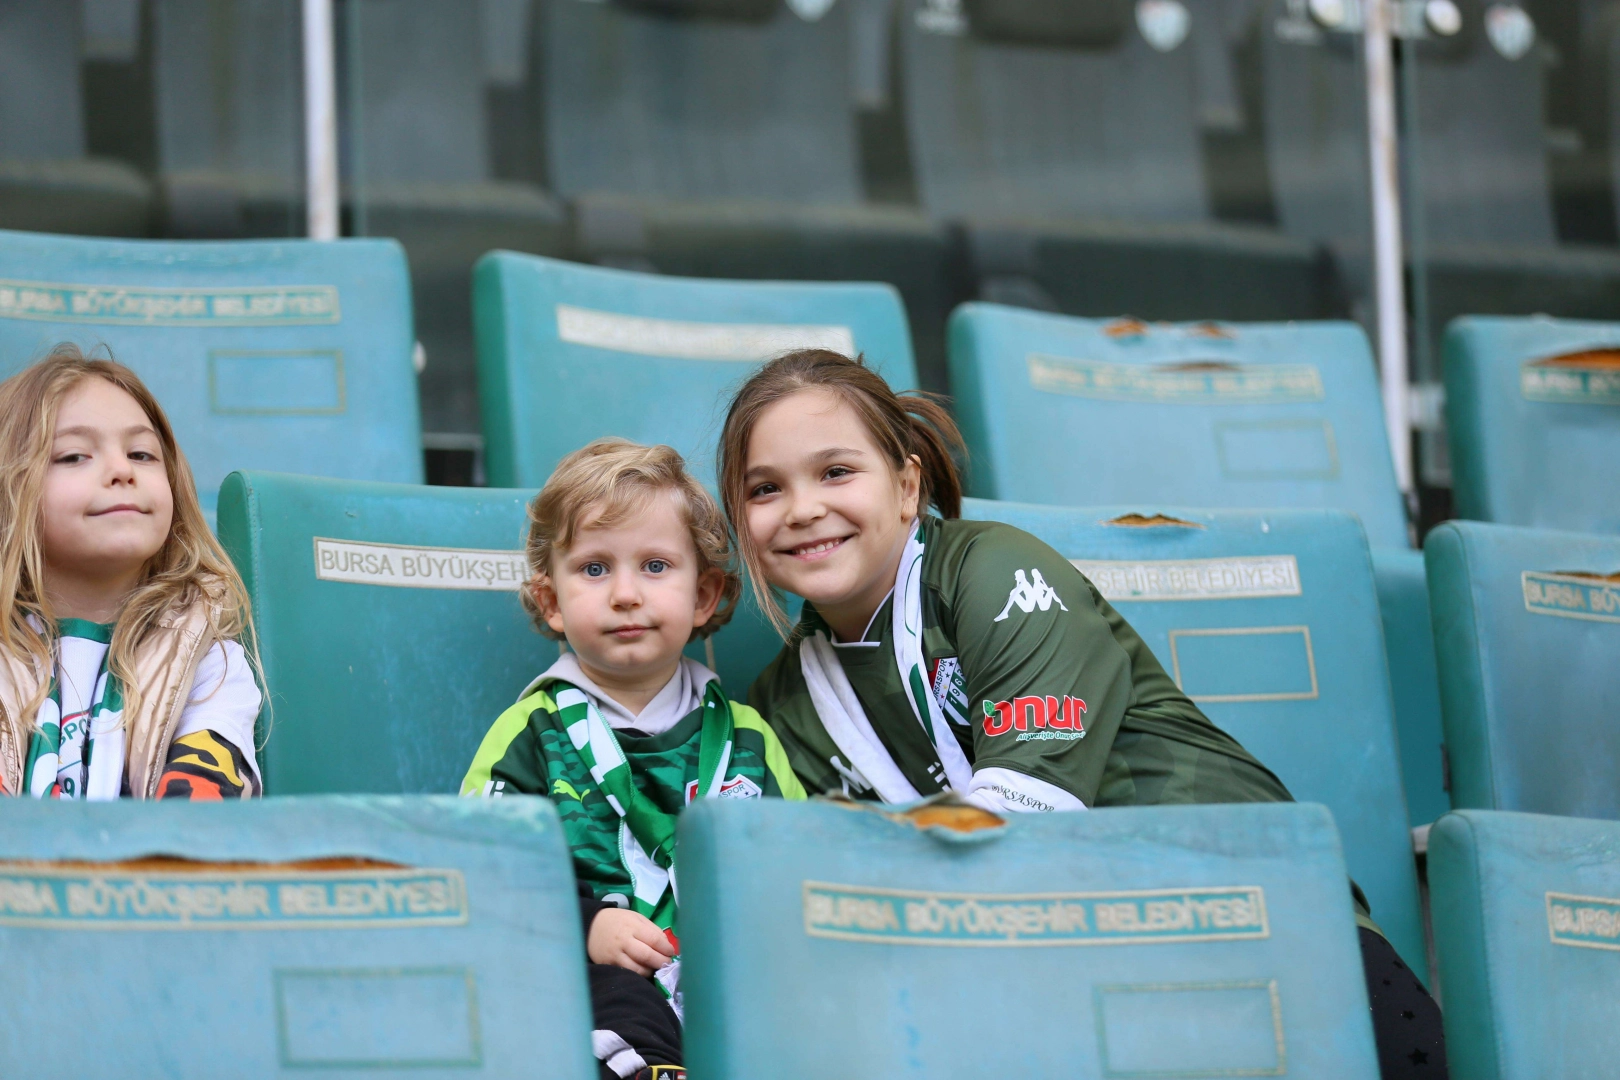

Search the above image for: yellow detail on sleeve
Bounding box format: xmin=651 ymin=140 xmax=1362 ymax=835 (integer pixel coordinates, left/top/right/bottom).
xmin=168 ymin=731 xmax=244 ymax=787
xmin=732 ymin=703 xmax=807 ymax=801
xmin=461 ymin=690 xmax=554 ymax=796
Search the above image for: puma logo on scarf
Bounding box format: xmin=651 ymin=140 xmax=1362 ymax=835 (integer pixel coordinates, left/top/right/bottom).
xmin=994 ymin=569 xmax=1069 ymax=622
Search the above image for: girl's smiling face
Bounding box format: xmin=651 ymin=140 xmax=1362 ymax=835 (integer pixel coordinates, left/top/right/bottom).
xmin=40 ymin=377 xmax=174 ymax=619
xmin=742 ymin=389 xmax=920 ymax=642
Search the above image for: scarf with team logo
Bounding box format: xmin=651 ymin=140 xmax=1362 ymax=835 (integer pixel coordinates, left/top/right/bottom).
xmin=799 ymin=521 xmax=974 ymax=803
xmin=553 ymin=675 xmax=734 ymax=1011
xmin=21 ymin=622 xmax=126 ymax=800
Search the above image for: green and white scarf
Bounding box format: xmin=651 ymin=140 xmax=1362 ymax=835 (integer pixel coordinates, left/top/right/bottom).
xmin=799 ymin=521 xmax=974 ymax=802
xmin=554 ymin=677 xmax=735 ymax=931
xmin=22 ymin=620 xmax=126 ymax=800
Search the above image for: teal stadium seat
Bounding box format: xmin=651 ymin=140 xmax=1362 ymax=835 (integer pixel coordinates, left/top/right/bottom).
xmin=474 ymin=253 xmax=921 ymax=691
xmin=218 ymin=472 xmax=544 ymax=795
xmin=963 ymin=499 xmax=1428 ymax=976
xmin=679 ymin=798 xmax=1380 ymax=1079
xmin=0 ymin=231 xmax=424 ymax=517
xmin=897 ymin=0 xmax=1340 ymax=323
xmin=1425 ymin=521 xmax=1620 ymax=818
xmin=949 ymin=304 xmax=1448 ymax=827
xmin=0 ymin=795 xmax=594 ymax=1079
xmin=475 ymin=252 xmax=919 ymax=488
xmin=1444 ymin=316 xmax=1620 ymax=534
xmin=1429 ymin=810 xmax=1620 ymax=1079
xmin=0 ymin=4 xmax=152 ymax=236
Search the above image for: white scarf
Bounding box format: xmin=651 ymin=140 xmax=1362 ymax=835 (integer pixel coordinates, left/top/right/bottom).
xmin=799 ymin=522 xmax=974 ymax=802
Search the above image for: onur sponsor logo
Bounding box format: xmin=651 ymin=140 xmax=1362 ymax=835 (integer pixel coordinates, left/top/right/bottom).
xmin=994 ymin=569 xmax=1068 ymax=622
xmin=983 ymin=695 xmax=1087 ymax=741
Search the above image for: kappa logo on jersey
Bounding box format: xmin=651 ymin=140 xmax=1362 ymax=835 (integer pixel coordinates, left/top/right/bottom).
xmin=684 ymin=774 xmax=764 ymax=804
xmin=982 ymin=695 xmax=1087 ymax=741
xmin=994 ymin=569 xmax=1069 ymax=622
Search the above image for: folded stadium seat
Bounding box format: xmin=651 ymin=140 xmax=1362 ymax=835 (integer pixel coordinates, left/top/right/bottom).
xmin=341 ymin=0 xmax=566 ymax=436
xmin=475 ymin=252 xmax=919 ymax=691
xmin=1259 ymin=0 xmax=1620 ymax=347
xmin=218 ymin=472 xmax=543 ymax=794
xmin=962 ymin=499 xmax=1428 ymax=977
xmin=680 ymin=798 xmax=1380 ymax=1078
xmin=1444 ymin=316 xmax=1620 ymax=534
xmin=896 ymin=0 xmax=1341 ymax=324
xmin=153 ymin=0 xmax=567 ymax=437
xmin=540 ymin=0 xmax=957 ymax=391
xmin=151 ymin=0 xmax=307 ymax=238
xmin=1429 ymin=810 xmax=1620 ymax=1078
xmin=1426 ymin=521 xmax=1620 ymax=818
xmin=0 ymin=230 xmax=423 ymax=518
xmin=0 ymin=2 xmax=152 ymax=236
xmin=949 ymin=304 xmax=1451 ymax=828
xmin=0 ymin=794 xmax=595 ymax=1079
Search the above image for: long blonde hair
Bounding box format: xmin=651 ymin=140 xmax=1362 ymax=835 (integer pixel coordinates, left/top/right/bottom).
xmin=0 ymin=344 xmax=257 ymax=745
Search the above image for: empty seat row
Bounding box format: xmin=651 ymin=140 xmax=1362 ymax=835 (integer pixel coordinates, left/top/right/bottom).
xmin=13 ymin=0 xmax=1620 ymax=427
xmin=7 ymin=790 xmax=1614 ymax=1076
xmin=0 ymin=793 xmax=1387 ymax=1077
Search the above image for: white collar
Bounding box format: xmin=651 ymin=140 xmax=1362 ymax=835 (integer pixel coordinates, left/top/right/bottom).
xmin=535 ymin=651 xmax=718 ymax=735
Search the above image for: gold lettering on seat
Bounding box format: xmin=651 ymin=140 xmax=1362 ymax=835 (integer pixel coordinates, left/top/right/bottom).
xmin=1520 ymin=349 xmax=1620 ymax=405
xmin=1073 ymin=555 xmax=1301 ymax=602
xmin=1522 ymin=571 xmax=1620 ymax=624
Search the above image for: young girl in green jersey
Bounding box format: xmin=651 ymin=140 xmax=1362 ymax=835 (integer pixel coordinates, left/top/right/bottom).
xmin=718 ymin=350 xmax=1445 ymax=1079
xmin=0 ymin=345 xmax=262 ymax=801
xmin=461 ymin=438 xmax=803 ymax=1080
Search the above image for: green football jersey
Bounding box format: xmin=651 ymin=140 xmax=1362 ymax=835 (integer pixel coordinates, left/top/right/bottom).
xmin=462 ymin=683 xmax=805 ymax=906
xmin=750 ymin=515 xmax=1292 ymax=809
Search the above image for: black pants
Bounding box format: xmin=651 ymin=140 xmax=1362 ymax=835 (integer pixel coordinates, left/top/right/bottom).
xmin=589 ymin=964 xmax=683 ymax=1080
xmin=1359 ymin=928 xmax=1448 ymax=1078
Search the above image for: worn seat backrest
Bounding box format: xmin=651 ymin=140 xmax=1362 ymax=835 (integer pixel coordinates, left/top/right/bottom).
xmin=948 ymin=304 xmax=1408 ymax=547
xmin=0 ymin=794 xmax=594 ymax=1079
xmin=1426 ymin=520 xmax=1620 ymax=817
xmin=1443 ymin=316 xmax=1620 ymax=534
xmin=0 ymin=231 xmax=423 ymax=516
xmin=1430 ymin=809 xmax=1620 ymax=1079
xmin=963 ymin=499 xmax=1427 ymax=975
xmin=218 ymin=472 xmax=540 ymax=795
xmin=680 ymin=798 xmax=1379 ymax=1078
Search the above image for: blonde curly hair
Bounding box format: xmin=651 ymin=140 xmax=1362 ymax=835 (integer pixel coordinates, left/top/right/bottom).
xmin=522 ymin=438 xmax=740 ymax=641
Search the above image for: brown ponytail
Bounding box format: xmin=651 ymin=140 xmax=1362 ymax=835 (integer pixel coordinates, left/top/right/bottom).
xmin=717 ymin=349 xmax=965 ymax=634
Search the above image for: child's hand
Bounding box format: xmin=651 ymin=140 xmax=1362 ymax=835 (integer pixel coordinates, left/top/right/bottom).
xmin=588 ymin=907 xmax=677 ymax=976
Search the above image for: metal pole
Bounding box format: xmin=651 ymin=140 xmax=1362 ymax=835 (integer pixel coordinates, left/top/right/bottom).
xmin=1363 ymin=0 xmax=1413 ymax=499
xmin=303 ymin=0 xmax=339 ymax=240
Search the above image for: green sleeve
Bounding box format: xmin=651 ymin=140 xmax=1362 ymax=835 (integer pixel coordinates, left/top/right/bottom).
xmin=942 ymin=525 xmax=1134 ymax=806
xmin=459 ymin=690 xmax=555 ymax=797
xmin=732 ymin=702 xmax=808 ymax=801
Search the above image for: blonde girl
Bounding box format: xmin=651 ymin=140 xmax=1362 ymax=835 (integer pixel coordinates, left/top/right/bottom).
xmin=0 ymin=345 xmax=261 ymax=800
xmin=717 ymin=349 xmax=1445 ymax=1077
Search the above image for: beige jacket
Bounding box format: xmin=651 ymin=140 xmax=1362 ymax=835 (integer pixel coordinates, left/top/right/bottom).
xmin=0 ymin=598 xmax=220 ymax=799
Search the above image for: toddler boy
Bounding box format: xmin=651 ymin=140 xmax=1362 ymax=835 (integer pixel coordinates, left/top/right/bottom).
xmin=462 ymin=439 xmax=804 ymax=1080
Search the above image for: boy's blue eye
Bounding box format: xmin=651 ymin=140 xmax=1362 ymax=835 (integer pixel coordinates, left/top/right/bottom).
xmin=583 ymin=562 xmax=607 ymax=578
xmin=646 ymin=559 xmax=668 ymax=574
